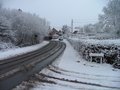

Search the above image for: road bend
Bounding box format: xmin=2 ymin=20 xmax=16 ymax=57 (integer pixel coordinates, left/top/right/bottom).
xmin=0 ymin=41 xmax=66 ymax=90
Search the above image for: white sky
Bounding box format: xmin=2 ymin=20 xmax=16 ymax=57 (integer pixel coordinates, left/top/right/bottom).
xmin=3 ymin=0 xmax=108 ymax=27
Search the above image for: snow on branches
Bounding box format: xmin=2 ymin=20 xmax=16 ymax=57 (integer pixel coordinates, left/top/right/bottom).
xmin=0 ymin=8 xmax=50 ymax=49
xmin=68 ymin=38 xmax=120 ymax=65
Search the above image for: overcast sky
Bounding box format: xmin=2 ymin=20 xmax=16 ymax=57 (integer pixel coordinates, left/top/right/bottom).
xmin=2 ymin=0 xmax=108 ymax=27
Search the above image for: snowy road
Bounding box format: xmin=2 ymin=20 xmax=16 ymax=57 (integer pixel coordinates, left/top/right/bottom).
xmin=14 ymin=40 xmax=120 ymax=90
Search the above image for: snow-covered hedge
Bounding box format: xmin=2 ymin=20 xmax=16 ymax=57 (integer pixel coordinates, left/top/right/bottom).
xmin=68 ymin=38 xmax=120 ymax=64
xmin=0 ymin=8 xmax=49 ymax=48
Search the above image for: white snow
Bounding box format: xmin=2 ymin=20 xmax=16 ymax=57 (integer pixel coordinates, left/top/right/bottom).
xmin=31 ymin=40 xmax=120 ymax=90
xmin=69 ymin=37 xmax=120 ymax=46
xmin=0 ymin=42 xmax=18 ymax=51
xmin=0 ymin=41 xmax=49 ymax=60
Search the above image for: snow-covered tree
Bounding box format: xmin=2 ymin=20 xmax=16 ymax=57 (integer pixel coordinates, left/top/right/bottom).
xmin=0 ymin=15 xmax=14 ymax=42
xmin=0 ymin=8 xmax=50 ymax=47
xmin=100 ymin=0 xmax=120 ymax=36
xmin=83 ymin=24 xmax=95 ymax=33
xmin=62 ymin=25 xmax=70 ymax=34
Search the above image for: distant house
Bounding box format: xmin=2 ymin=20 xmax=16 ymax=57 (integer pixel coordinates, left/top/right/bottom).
xmin=49 ymin=28 xmax=60 ymax=39
xmin=18 ymin=9 xmax=22 ymax=12
xmin=73 ymin=31 xmax=78 ymax=34
xmin=49 ymin=28 xmax=58 ymax=35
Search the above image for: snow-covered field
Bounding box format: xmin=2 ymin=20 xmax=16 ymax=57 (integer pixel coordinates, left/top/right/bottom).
xmin=14 ymin=40 xmax=120 ymax=90
xmin=0 ymin=41 xmax=49 ymax=60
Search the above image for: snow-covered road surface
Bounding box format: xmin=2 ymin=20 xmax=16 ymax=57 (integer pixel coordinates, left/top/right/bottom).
xmin=14 ymin=40 xmax=120 ymax=90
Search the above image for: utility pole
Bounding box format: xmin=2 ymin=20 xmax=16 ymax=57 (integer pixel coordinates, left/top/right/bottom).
xmin=71 ymin=19 xmax=73 ymax=33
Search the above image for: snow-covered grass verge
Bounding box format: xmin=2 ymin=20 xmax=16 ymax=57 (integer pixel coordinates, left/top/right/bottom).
xmin=0 ymin=41 xmax=49 ymax=61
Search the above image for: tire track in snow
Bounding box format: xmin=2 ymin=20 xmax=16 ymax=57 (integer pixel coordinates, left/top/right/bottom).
xmin=38 ymin=73 xmax=120 ymax=90
xmin=47 ymin=66 xmax=120 ymax=83
xmin=50 ymin=65 xmax=120 ymax=79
